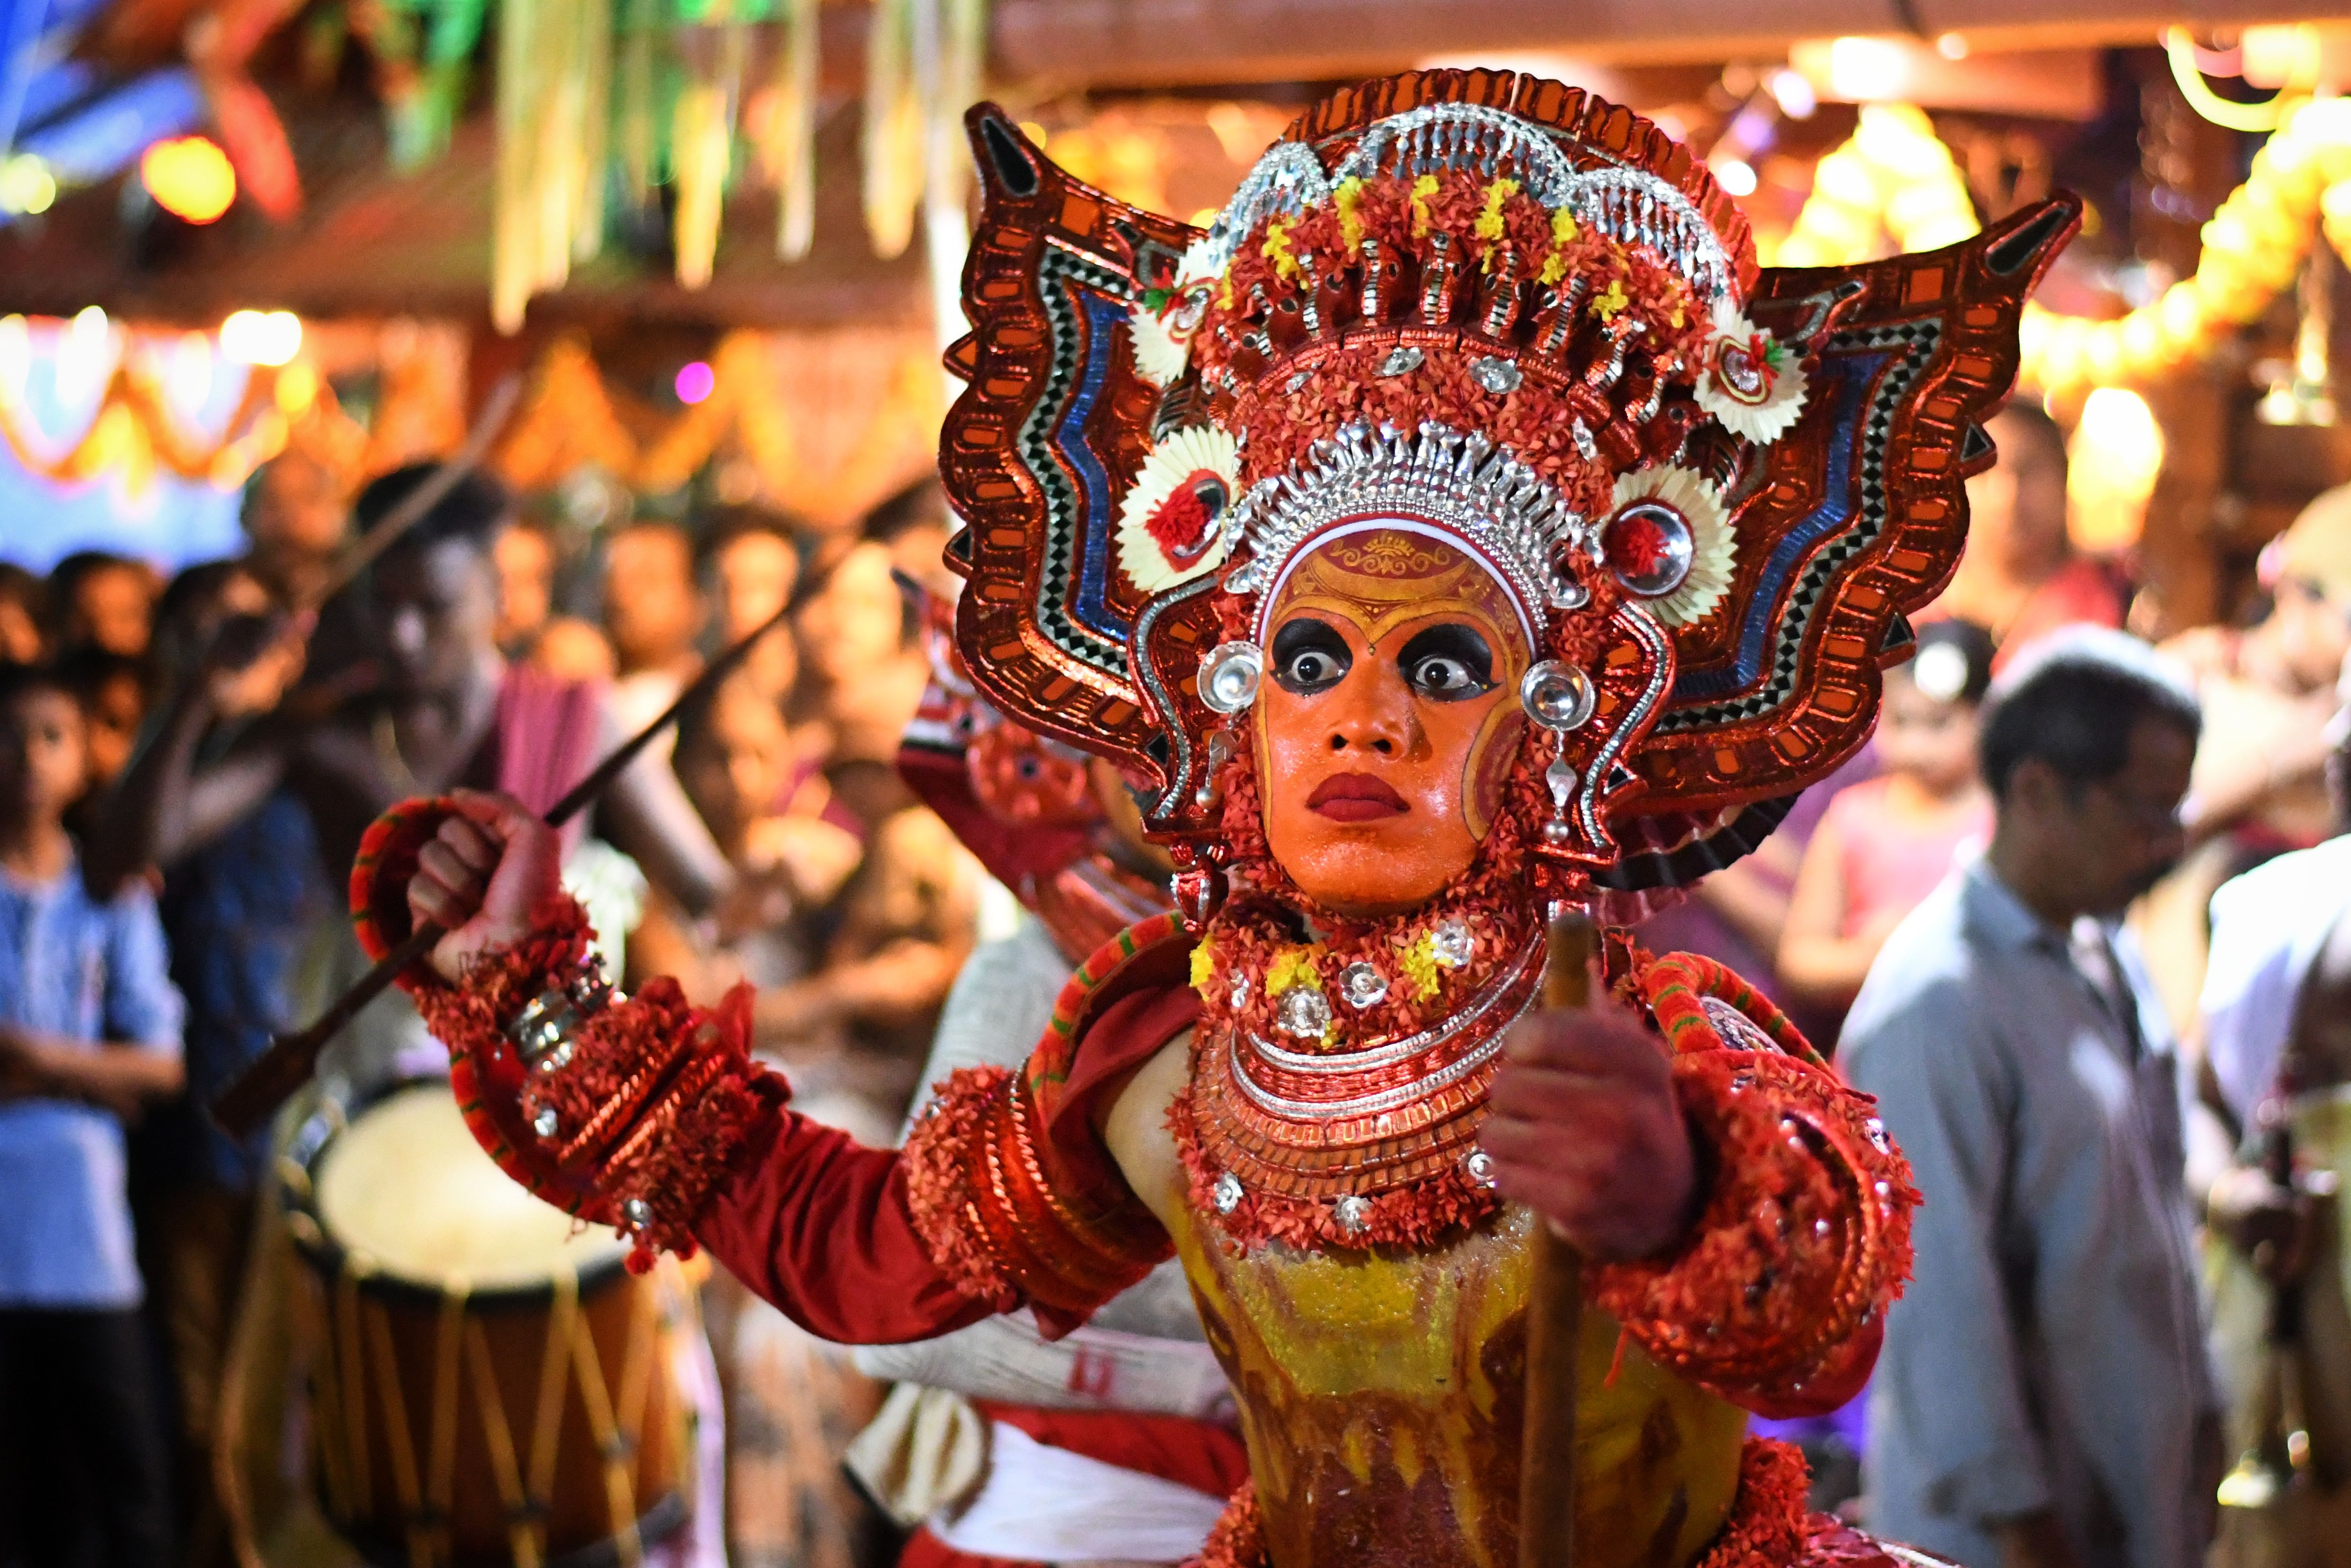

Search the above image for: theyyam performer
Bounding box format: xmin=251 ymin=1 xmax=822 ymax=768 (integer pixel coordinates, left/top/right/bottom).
xmin=351 ymin=69 xmax=2077 ymax=1568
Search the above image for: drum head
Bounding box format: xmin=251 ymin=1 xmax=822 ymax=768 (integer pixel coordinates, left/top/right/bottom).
xmin=313 ymin=1083 xmax=628 ymax=1292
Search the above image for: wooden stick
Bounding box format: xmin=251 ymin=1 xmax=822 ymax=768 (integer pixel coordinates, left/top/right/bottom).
xmin=1520 ymin=904 xmax=1595 ymax=1568
xmin=209 ymin=569 xmax=824 ymax=1139
xmin=301 ymin=375 xmax=525 ymax=612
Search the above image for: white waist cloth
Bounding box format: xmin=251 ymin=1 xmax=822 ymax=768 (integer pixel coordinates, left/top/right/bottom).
xmin=852 ymin=1308 xmax=1232 ymax=1419
xmin=927 ymin=1421 xmax=1228 ymax=1564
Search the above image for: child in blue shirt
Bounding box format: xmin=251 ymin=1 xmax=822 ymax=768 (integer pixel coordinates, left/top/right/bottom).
xmin=0 ymin=660 xmax=184 ymax=1567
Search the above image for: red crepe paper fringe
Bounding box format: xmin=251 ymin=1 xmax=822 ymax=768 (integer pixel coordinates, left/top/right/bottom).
xmin=901 ymin=1065 xmax=1026 ymax=1313
xmin=407 ymin=892 xmax=598 ymax=1038
xmin=1691 ymin=1439 xmax=1810 ymax=1568
xmin=1191 ymin=1481 xmax=1264 ymax=1568
xmin=1185 ymin=1440 xmax=1864 ymax=1568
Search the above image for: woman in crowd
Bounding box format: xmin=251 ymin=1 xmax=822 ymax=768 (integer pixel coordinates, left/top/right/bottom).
xmin=1778 ymin=619 xmax=1997 ymax=1015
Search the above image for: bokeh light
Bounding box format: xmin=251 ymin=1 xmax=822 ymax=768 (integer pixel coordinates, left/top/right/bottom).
xmin=219 ymin=310 xmax=304 ymax=367
xmin=140 ymin=137 xmax=237 ymax=225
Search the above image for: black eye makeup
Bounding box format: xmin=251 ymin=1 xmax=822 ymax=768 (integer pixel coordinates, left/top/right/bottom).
xmin=1271 ymin=617 xmax=1353 ymax=695
xmin=1397 ymin=624 xmax=1496 ymax=701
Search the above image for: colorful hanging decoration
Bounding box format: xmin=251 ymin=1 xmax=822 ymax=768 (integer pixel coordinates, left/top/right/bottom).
xmin=0 ymin=313 xmax=939 ymax=525
xmin=1771 ymin=100 xmax=2351 ymax=399
xmin=0 ymin=328 xmax=359 ymax=495
xmin=352 ymin=0 xmax=493 ymax=169
xmin=492 ymin=326 xmax=945 ymax=527
xmin=863 ymin=0 xmax=925 ymax=259
xmin=490 ymin=0 xmax=614 ymax=330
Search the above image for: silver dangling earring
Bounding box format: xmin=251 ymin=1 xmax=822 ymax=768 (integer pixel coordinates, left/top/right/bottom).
xmin=1519 ymin=659 xmax=1596 ymax=846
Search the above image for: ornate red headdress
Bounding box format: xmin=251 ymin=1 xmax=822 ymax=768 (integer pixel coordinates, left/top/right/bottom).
xmin=938 ymin=69 xmax=2075 ymax=921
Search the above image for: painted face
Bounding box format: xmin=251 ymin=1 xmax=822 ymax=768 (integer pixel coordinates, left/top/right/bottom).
xmin=1253 ymin=524 xmax=1531 ymax=917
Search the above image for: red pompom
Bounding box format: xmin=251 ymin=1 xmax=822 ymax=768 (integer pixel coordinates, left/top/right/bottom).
xmin=1146 ymin=475 xmax=1218 ymax=558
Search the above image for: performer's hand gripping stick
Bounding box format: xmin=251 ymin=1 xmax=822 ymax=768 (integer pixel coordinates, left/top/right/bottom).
xmin=1520 ymin=904 xmax=1595 ymax=1568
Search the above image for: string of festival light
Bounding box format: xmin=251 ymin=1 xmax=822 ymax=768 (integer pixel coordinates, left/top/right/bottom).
xmin=1767 ymin=99 xmax=2351 ymax=399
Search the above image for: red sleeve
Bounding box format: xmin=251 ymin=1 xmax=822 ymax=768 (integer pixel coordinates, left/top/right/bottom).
xmin=693 ymin=1108 xmax=1000 ymax=1344
xmin=699 ymin=963 xmax=1199 ymax=1344
xmin=355 ymin=799 xmax=1201 ymax=1349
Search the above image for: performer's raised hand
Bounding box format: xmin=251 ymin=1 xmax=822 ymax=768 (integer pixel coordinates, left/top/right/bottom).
xmin=1484 ymin=1003 xmax=1697 ymax=1261
xmin=410 ymin=789 xmax=565 ymax=982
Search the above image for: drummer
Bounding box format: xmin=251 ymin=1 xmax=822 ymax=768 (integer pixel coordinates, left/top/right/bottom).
xmin=0 ymin=660 xmax=187 ymax=1568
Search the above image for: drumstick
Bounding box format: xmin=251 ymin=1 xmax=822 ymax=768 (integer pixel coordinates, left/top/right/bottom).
xmin=210 ymin=560 xmax=832 ymax=1139
xmin=304 ymin=374 xmax=525 ymax=612
xmin=1519 ymin=903 xmax=1595 ymax=1568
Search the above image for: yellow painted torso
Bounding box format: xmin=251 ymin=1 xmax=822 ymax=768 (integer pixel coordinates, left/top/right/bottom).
xmin=1170 ymin=1201 xmax=1747 ymax=1568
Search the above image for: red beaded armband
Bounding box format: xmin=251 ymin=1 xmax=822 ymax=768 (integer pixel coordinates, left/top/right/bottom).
xmin=902 ymin=1064 xmax=1172 ymax=1324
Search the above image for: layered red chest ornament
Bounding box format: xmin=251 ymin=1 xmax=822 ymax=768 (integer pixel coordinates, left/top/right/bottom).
xmin=1176 ymin=899 xmax=1544 ymax=1253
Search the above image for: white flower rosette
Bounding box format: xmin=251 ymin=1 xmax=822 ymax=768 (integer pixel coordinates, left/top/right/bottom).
xmin=1694 ymin=300 xmax=1809 ymax=444
xmin=1605 ymin=464 xmax=1737 ymax=627
xmin=1128 ymin=236 xmax=1223 ymax=388
xmin=1116 ymin=424 xmax=1241 ymax=593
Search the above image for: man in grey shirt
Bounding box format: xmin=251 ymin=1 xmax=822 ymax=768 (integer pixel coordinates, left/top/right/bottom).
xmin=1845 ymin=628 xmax=2220 ymax=1568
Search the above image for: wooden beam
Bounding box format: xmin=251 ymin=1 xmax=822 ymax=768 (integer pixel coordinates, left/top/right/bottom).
xmin=990 ymin=0 xmax=2351 ymax=89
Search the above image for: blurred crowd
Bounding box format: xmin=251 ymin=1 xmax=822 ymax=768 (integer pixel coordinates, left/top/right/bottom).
xmin=5 ymin=400 xmax=2351 ymax=1568
xmin=0 ymin=454 xmax=985 ymax=1568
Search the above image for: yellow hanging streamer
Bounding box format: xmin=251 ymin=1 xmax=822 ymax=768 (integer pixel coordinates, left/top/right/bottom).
xmin=672 ymin=22 xmax=748 ymax=291
xmin=490 ymin=0 xmax=538 ymax=331
xmin=491 ymin=0 xmax=617 ymax=332
xmin=772 ymin=0 xmax=819 ymax=261
xmin=863 ymin=0 xmax=924 ymax=259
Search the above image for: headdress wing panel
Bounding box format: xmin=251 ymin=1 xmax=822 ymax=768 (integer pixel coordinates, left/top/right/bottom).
xmin=938 ymin=110 xmax=1211 ymax=799
xmin=1626 ymin=198 xmax=2079 ymax=822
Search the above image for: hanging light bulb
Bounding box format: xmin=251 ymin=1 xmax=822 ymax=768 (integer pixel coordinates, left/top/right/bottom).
xmin=2257 ymin=252 xmax=2338 ymax=426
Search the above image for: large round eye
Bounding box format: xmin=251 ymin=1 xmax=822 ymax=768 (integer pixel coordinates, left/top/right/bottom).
xmin=1271 ymin=617 xmax=1352 ymax=695
xmin=1398 ymin=624 xmax=1496 ymax=701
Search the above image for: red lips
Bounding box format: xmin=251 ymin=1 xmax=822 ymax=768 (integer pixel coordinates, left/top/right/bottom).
xmin=1306 ymin=772 xmax=1410 ymax=822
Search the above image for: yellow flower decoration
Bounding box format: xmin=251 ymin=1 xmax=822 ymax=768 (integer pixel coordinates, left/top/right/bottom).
xmin=1538 ymin=207 xmax=1581 ymax=286
xmin=1335 ymin=176 xmax=1367 ymax=254
xmin=1590 ymin=278 xmax=1629 ymax=320
xmin=1190 ymin=939 xmax=1218 ymax=999
xmin=1398 ymin=933 xmax=1442 ymax=1001
xmin=1474 ymin=178 xmax=1520 ymax=243
xmin=1409 ymin=173 xmax=1439 ymax=238
xmin=1262 ymin=217 xmax=1299 ymax=281
xmin=1265 ymin=945 xmax=1325 ymax=996
xmin=1669 ymin=304 xmax=1685 ymax=329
